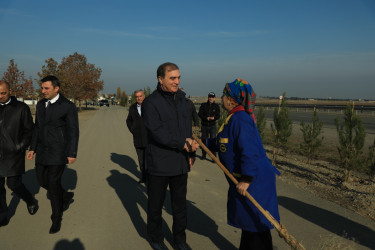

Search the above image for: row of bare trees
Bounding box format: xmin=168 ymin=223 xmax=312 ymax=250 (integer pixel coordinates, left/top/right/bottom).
xmin=1 ymin=52 xmax=104 ymax=109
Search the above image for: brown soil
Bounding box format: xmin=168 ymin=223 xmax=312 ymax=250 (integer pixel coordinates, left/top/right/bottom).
xmin=264 ymin=145 xmax=375 ymax=221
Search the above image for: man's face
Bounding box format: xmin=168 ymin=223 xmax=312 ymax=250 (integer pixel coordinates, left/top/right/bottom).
xmin=135 ymin=91 xmax=145 ymax=105
xmin=208 ymin=96 xmax=215 ymax=103
xmin=158 ymin=69 xmax=180 ymax=93
xmin=41 ymin=81 xmax=59 ymax=100
xmin=0 ymin=83 xmax=11 ymax=103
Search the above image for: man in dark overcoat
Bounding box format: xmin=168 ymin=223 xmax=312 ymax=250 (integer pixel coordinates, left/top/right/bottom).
xmin=126 ymin=89 xmax=148 ymax=183
xmin=27 ymin=75 xmax=79 ymax=234
xmin=0 ymin=80 xmax=38 ymax=227
xmin=142 ymin=62 xmax=199 ymax=250
xmin=198 ymin=92 xmax=220 ymax=160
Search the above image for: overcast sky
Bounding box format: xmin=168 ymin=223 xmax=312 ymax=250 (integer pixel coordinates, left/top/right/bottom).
xmin=1 ymin=0 xmax=374 ymax=99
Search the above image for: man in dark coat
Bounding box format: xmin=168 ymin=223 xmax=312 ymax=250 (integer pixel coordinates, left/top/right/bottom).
xmin=142 ymin=62 xmax=199 ymax=250
xmin=27 ymin=75 xmax=79 ymax=234
xmin=126 ymin=89 xmax=147 ymax=183
xmin=0 ymin=80 xmax=38 ymax=227
xmin=198 ymin=92 xmax=220 ymax=160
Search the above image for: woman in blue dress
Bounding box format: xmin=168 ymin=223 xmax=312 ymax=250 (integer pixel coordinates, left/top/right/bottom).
xmin=214 ymin=79 xmax=280 ymax=249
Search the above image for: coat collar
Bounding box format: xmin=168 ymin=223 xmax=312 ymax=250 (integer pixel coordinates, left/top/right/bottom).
xmin=156 ymin=83 xmax=185 ymax=98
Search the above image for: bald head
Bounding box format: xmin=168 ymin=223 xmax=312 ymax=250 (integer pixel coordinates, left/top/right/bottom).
xmin=0 ymin=80 xmax=10 ymax=90
xmin=0 ymin=80 xmax=11 ymax=103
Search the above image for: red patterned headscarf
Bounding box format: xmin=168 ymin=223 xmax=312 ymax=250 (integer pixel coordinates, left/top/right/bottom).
xmin=223 ymin=78 xmax=256 ymax=115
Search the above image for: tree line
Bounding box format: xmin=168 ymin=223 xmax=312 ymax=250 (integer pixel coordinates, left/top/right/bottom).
xmin=253 ymin=93 xmax=375 ymax=183
xmin=1 ymin=52 xmax=104 ymax=109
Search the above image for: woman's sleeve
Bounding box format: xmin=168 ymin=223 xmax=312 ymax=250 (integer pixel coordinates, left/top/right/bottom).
xmin=234 ymin=117 xmax=261 ymax=177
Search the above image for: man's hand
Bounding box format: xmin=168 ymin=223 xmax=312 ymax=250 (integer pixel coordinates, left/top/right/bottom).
xmin=67 ymin=157 xmax=76 ymax=164
xmin=236 ymin=181 xmax=250 ymax=196
xmin=27 ymin=151 xmax=35 ymax=160
xmin=189 ymin=157 xmax=195 ymax=167
xmin=191 ymin=140 xmax=199 ymax=151
xmin=184 ymin=138 xmax=199 ymax=152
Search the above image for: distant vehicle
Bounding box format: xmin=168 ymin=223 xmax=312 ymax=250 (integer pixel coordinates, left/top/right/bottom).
xmin=99 ymin=99 xmax=109 ymax=107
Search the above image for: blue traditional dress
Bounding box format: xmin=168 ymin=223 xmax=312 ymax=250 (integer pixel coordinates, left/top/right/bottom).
xmin=216 ymin=108 xmax=280 ymax=232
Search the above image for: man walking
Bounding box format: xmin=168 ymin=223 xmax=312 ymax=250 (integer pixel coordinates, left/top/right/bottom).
xmin=126 ymin=89 xmax=147 ymax=184
xmin=198 ymin=92 xmax=220 ymax=160
xmin=27 ymin=75 xmax=79 ymax=234
xmin=142 ymin=62 xmax=199 ymax=250
xmin=0 ymin=80 xmax=38 ymax=227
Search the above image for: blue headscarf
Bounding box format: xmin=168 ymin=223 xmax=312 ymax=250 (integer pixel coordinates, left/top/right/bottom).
xmin=223 ymin=79 xmax=256 ymax=115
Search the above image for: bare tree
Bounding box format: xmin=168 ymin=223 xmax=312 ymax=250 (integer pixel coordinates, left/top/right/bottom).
xmin=37 ymin=58 xmax=59 ymax=81
xmin=38 ymin=52 xmax=104 ymax=109
xmin=2 ymin=59 xmax=34 ymax=99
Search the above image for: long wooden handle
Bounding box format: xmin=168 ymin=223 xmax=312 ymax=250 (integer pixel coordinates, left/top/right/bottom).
xmin=192 ymin=134 xmax=305 ymax=250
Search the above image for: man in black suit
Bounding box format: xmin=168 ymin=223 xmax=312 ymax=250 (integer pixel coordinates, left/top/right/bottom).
xmin=0 ymin=80 xmax=38 ymax=227
xmin=142 ymin=62 xmax=199 ymax=250
xmin=27 ymin=75 xmax=79 ymax=234
xmin=126 ymin=89 xmax=148 ymax=184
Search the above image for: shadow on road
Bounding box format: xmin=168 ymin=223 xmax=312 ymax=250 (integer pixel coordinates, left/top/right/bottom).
xmin=8 ymin=167 xmax=78 ymax=220
xmin=107 ymin=169 xmax=148 ymax=238
xmin=109 ymin=153 xmax=173 ymax=247
xmin=54 ymin=238 xmax=85 ymax=250
xmin=110 ymin=152 xmax=141 ymax=179
xmin=106 ymin=169 xmax=173 ymax=247
xmin=129 ymin=173 xmax=235 ymax=250
xmin=278 ymin=196 xmax=375 ymax=249
xmin=109 ymin=153 xmax=236 ymax=249
xmin=164 ymin=194 xmax=237 ymax=250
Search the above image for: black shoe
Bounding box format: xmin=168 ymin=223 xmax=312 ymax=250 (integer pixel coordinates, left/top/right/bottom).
xmin=27 ymin=200 xmax=39 ymax=215
xmin=149 ymin=240 xmax=168 ymax=250
xmin=0 ymin=218 xmax=9 ymax=227
xmin=174 ymin=242 xmax=191 ymax=250
xmin=201 ymin=155 xmax=206 ymax=160
xmin=49 ymin=220 xmax=61 ymax=234
xmin=63 ymin=192 xmax=74 ymax=212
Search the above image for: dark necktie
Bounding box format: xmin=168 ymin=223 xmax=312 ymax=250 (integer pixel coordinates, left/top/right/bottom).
xmin=46 ymin=101 xmax=50 ymax=110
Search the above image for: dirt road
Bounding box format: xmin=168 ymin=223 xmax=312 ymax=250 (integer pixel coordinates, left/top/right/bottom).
xmin=1 ymin=106 xmax=374 ymax=250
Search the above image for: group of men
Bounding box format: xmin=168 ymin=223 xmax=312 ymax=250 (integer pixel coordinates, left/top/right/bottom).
xmin=126 ymin=62 xmax=220 ymax=250
xmin=0 ymin=75 xmax=79 ymax=234
xmin=1 ymin=62 xmax=220 ymax=249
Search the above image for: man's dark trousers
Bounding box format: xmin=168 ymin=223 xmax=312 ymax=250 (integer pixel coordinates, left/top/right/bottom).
xmin=135 ymin=147 xmax=146 ymax=182
xmin=35 ymin=164 xmax=68 ymax=221
xmin=201 ymin=125 xmax=217 ymax=158
xmin=147 ymin=174 xmax=188 ymax=244
xmin=0 ymin=176 xmax=34 ymax=222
